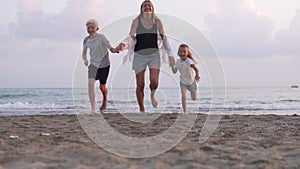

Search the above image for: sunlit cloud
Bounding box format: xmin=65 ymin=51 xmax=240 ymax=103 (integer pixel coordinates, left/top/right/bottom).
xmin=0 ymin=0 xmax=299 ymax=87
xmin=275 ymin=9 xmax=300 ymax=55
xmin=205 ymin=0 xmax=274 ymax=58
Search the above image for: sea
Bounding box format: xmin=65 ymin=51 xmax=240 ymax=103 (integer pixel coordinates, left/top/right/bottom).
xmin=0 ymin=87 xmax=299 ymax=116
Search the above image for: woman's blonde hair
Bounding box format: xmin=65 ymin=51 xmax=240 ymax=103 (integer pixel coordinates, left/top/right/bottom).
xmin=138 ymin=0 xmax=158 ymax=23
xmin=178 ymin=44 xmax=197 ymax=63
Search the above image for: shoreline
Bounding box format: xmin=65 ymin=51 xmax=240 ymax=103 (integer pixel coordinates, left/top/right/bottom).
xmin=0 ymin=113 xmax=299 ymax=168
xmin=0 ymin=110 xmax=299 ymax=117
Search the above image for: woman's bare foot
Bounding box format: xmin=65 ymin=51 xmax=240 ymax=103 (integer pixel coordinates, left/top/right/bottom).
xmin=91 ymin=109 xmax=97 ymax=115
xmin=150 ymin=91 xmax=158 ymax=108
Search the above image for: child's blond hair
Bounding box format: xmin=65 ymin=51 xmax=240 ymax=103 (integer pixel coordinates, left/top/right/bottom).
xmin=86 ymin=19 xmax=98 ymax=28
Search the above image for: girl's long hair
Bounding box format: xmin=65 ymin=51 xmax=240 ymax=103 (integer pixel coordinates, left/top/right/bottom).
xmin=178 ymin=44 xmax=197 ymax=63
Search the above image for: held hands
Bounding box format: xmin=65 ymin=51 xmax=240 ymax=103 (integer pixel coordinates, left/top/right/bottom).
xmin=168 ymin=56 xmax=175 ymax=67
xmin=110 ymin=48 xmax=120 ymax=53
xmin=116 ymin=43 xmax=125 ymax=52
xmin=109 ymin=43 xmax=125 ymax=54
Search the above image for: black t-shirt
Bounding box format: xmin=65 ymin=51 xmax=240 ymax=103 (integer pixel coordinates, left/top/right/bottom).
xmin=134 ymin=17 xmax=159 ymax=55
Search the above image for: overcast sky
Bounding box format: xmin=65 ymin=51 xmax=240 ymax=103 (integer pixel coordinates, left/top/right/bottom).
xmin=0 ymin=0 xmax=299 ymax=88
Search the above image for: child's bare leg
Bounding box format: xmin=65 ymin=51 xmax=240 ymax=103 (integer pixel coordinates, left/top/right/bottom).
xmin=181 ymin=87 xmax=187 ymax=113
xmin=191 ymin=91 xmax=197 ymax=101
xmin=99 ymin=84 xmax=108 ymax=111
xmin=88 ymin=78 xmax=97 ymax=114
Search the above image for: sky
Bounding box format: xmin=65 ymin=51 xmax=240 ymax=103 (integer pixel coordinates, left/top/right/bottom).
xmin=0 ymin=0 xmax=300 ymax=88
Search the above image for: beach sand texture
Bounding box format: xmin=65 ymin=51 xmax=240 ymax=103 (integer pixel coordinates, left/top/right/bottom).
xmin=0 ymin=114 xmax=299 ymax=169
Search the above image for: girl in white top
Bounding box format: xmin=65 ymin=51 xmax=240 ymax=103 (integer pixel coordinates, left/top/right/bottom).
xmin=171 ymin=44 xmax=200 ymax=113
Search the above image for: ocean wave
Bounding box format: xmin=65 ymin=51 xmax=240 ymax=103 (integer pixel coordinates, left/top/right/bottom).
xmin=0 ymin=102 xmax=75 ymax=109
xmin=203 ymin=106 xmax=300 ymax=111
xmin=1 ymin=88 xmax=300 ymax=116
xmin=0 ymin=94 xmax=38 ymax=99
xmin=279 ymin=99 xmax=300 ymax=103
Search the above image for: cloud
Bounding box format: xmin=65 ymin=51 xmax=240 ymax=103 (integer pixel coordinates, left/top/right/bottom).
xmin=0 ymin=0 xmax=145 ymax=87
xmin=14 ymin=0 xmax=111 ymax=40
xmin=204 ymin=0 xmax=275 ymax=58
xmin=275 ymin=9 xmax=300 ymax=55
xmin=0 ymin=0 xmax=114 ymax=87
xmin=1 ymin=0 xmax=299 ymax=87
xmin=202 ymin=0 xmax=300 ymax=87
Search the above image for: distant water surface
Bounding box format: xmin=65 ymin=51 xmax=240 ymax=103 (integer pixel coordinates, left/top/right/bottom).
xmin=0 ymin=87 xmax=299 ymax=116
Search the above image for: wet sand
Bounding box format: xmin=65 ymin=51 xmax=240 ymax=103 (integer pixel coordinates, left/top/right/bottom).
xmin=0 ymin=113 xmax=299 ymax=169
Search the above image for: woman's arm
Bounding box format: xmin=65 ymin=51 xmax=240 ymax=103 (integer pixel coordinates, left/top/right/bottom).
xmin=157 ymin=18 xmax=175 ymax=67
xmin=129 ymin=18 xmax=138 ymax=38
xmin=157 ymin=18 xmax=165 ymax=37
xmin=116 ymin=18 xmax=138 ymax=51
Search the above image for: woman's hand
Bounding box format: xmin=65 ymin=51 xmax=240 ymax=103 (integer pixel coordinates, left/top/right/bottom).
xmin=84 ymin=59 xmax=89 ymax=67
xmin=168 ymin=56 xmax=175 ymax=67
xmin=116 ymin=43 xmax=125 ymax=52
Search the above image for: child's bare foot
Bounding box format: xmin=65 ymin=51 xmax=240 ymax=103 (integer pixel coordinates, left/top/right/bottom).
xmin=150 ymin=91 xmax=158 ymax=108
xmin=100 ymin=106 xmax=106 ymax=112
xmin=100 ymin=105 xmax=106 ymax=112
xmin=139 ymin=107 xmax=146 ymax=113
xmin=100 ymin=99 xmax=107 ymax=111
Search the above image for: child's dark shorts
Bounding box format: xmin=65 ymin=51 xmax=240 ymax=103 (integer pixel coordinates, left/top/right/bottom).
xmin=88 ymin=64 xmax=110 ymax=84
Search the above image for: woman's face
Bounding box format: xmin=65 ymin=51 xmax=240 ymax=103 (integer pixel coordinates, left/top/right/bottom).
xmin=141 ymin=1 xmax=154 ymax=13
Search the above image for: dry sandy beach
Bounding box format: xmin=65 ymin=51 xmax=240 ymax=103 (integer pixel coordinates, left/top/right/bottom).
xmin=0 ymin=113 xmax=299 ymax=169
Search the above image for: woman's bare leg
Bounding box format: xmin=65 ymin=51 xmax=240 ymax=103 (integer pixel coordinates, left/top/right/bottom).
xmin=135 ymin=70 xmax=146 ymax=112
xmin=149 ymin=68 xmax=160 ymax=108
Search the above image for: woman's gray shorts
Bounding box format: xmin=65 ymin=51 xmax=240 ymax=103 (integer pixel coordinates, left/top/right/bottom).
xmin=132 ymin=51 xmax=161 ymax=71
